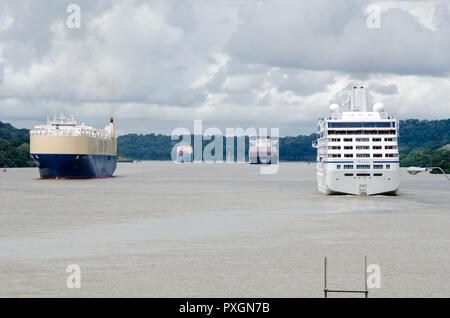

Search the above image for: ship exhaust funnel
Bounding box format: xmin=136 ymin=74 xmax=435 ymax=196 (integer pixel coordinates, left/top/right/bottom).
xmin=108 ymin=117 xmax=115 ymax=137
xmin=350 ymin=86 xmax=367 ymax=112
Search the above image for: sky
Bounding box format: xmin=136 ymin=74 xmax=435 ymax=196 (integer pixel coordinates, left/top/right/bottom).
xmin=0 ymin=0 xmax=449 ymax=136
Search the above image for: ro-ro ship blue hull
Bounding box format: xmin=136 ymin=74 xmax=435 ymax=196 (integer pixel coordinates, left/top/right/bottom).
xmin=31 ymin=154 xmax=117 ymax=179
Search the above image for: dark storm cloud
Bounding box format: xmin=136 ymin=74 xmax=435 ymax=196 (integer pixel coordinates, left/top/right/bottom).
xmin=0 ymin=0 xmax=448 ymax=134
xmin=227 ymin=0 xmax=450 ymax=76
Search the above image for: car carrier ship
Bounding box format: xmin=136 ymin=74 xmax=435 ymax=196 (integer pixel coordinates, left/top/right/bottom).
xmin=313 ymin=86 xmax=400 ymax=195
xmin=30 ymin=115 xmax=117 ymax=178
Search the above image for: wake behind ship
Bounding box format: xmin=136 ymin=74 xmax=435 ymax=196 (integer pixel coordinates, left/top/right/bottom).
xmin=313 ymin=86 xmax=400 ymax=195
xmin=30 ymin=115 xmax=117 ymax=179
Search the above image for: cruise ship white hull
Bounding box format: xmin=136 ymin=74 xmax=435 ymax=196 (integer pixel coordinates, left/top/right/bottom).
xmin=317 ymin=164 xmax=399 ymax=195
xmin=314 ymin=86 xmax=401 ymax=196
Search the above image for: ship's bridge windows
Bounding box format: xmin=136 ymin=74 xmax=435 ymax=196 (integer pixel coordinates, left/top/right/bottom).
xmin=356 ymin=145 xmax=369 ymax=150
xmin=356 ymin=154 xmax=370 ymax=158
xmin=356 ymin=138 xmax=369 ymax=142
xmin=327 ymin=122 xmax=393 ymax=128
xmin=373 ymin=145 xmax=382 ymax=149
xmin=343 ymin=138 xmax=352 ymax=142
xmin=344 ymin=146 xmax=353 ymax=150
xmin=372 ymin=138 xmax=382 ymax=142
xmin=373 ymin=164 xmax=383 ymax=169
xmin=344 ymin=164 xmax=354 ymax=169
xmin=356 ymin=164 xmax=370 ymax=169
xmin=344 ymin=154 xmax=353 ymax=158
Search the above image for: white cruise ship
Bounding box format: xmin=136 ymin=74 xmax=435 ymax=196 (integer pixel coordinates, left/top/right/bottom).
xmin=313 ymin=86 xmax=399 ymax=195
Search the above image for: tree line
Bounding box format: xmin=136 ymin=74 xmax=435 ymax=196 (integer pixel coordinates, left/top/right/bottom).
xmin=1 ymin=119 xmax=449 ymax=172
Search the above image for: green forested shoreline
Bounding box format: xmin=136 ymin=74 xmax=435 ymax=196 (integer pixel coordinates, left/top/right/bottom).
xmin=1 ymin=119 xmax=449 ymax=172
xmin=0 ymin=122 xmax=36 ymax=168
xmin=400 ymin=147 xmax=450 ymax=174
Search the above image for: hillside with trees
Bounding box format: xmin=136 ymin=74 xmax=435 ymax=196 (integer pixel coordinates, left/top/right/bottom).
xmin=0 ymin=122 xmax=36 ymax=168
xmin=398 ymin=119 xmax=449 ymax=154
xmin=1 ymin=119 xmax=449 ymax=170
xmin=400 ymin=147 xmax=450 ymax=173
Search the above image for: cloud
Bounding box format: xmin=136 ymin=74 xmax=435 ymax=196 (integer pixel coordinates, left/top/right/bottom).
xmin=0 ymin=2 xmax=205 ymax=106
xmin=369 ymin=83 xmax=399 ymax=95
xmin=227 ymin=0 xmax=450 ymax=75
xmin=0 ymin=0 xmax=449 ymax=136
xmin=0 ymin=5 xmax=14 ymax=31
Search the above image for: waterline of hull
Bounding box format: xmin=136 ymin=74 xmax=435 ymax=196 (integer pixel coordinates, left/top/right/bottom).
xmin=31 ymin=153 xmax=117 ymax=179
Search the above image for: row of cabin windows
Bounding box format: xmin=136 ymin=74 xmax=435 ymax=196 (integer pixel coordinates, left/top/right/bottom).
xmin=329 ymin=145 xmax=398 ymax=150
xmin=337 ymin=164 xmax=391 ymax=170
xmin=328 ymin=137 xmax=396 ymax=142
xmin=328 ymin=130 xmax=396 ymax=135
xmin=344 ymin=173 xmax=384 ymax=177
xmin=328 ymin=122 xmax=394 ymax=128
xmin=330 ymin=153 xmax=398 ymax=158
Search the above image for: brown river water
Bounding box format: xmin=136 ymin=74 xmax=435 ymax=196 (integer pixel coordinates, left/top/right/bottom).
xmin=0 ymin=162 xmax=449 ymax=297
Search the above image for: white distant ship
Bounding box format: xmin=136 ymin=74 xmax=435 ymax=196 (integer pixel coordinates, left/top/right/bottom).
xmin=313 ymin=86 xmax=400 ymax=195
xmin=249 ymin=137 xmax=279 ymax=164
xmin=176 ymin=144 xmax=193 ymax=163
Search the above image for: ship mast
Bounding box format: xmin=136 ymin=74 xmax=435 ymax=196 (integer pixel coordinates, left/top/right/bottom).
xmin=349 ymin=86 xmax=368 ymax=112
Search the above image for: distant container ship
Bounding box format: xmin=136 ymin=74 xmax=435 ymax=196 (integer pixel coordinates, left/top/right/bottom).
xmin=30 ymin=115 xmax=117 ymax=179
xmin=176 ymin=144 xmax=193 ymax=163
xmin=249 ymin=137 xmax=279 ymax=164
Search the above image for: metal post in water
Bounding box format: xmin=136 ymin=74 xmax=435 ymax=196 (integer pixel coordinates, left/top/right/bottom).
xmin=323 ymin=256 xmax=369 ymax=298
xmin=324 ymin=257 xmax=328 ymax=298
xmin=364 ymin=255 xmax=368 ymax=298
